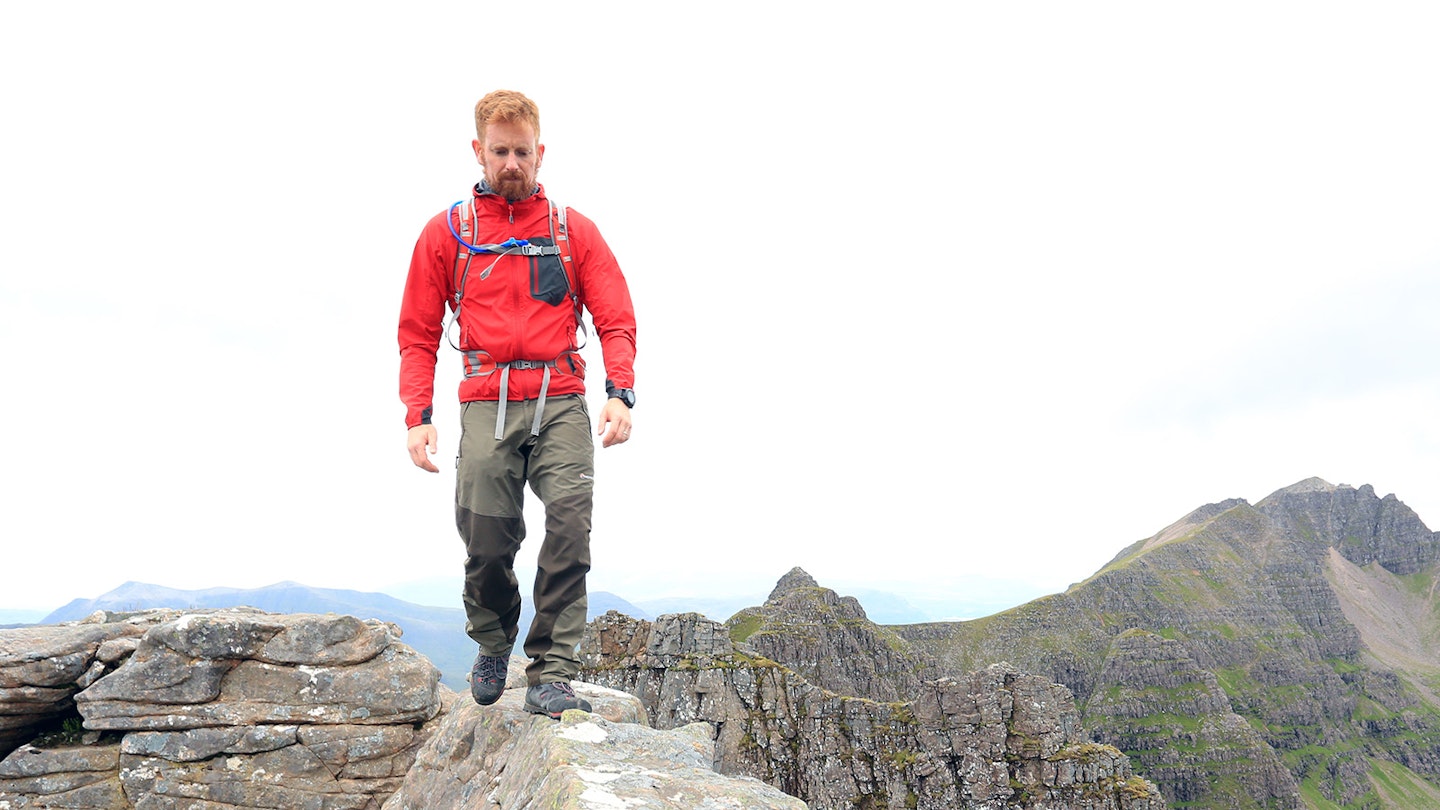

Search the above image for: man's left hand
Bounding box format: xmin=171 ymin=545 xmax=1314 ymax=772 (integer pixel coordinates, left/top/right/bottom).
xmin=597 ymin=398 xmax=632 ymax=448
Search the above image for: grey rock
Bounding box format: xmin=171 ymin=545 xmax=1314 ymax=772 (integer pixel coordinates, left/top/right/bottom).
xmin=579 ymin=610 xmax=1165 ymax=809
xmin=387 ymin=681 xmax=805 ymax=809
xmin=119 ymin=725 xmax=300 ymax=761
xmin=0 ymin=608 xmax=443 ymax=809
xmin=0 ymin=742 xmax=126 ymax=809
xmin=0 ymin=622 xmax=147 ymax=757
xmin=729 ymin=568 xmax=931 ymax=703
xmin=769 ymin=566 xmax=820 ymax=597
xmin=74 ymin=611 xmax=440 ymax=731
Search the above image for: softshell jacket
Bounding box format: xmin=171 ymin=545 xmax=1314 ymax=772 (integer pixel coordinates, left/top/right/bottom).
xmin=398 ymin=184 xmax=636 ymax=428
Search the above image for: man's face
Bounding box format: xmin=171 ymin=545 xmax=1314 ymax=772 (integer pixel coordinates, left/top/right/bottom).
xmin=473 ymin=119 xmax=544 ymax=201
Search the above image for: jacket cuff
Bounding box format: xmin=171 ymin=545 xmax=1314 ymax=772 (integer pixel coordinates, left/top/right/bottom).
xmin=406 ymin=406 xmax=433 ymax=429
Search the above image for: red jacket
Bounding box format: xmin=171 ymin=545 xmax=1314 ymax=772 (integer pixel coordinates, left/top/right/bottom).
xmin=398 ymin=184 xmax=636 ymax=428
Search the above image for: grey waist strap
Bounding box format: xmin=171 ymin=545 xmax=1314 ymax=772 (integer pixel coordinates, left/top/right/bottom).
xmin=493 ymin=360 xmax=554 ymax=440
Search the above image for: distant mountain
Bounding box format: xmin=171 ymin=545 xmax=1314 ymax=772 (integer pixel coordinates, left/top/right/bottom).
xmin=42 ymin=581 xmax=648 ymax=692
xmin=887 ymin=478 xmax=1440 ymax=810
xmin=376 ymin=574 xmax=653 ymax=622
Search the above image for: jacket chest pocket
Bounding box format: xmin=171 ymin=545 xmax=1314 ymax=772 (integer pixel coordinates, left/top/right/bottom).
xmin=526 ymin=237 xmax=570 ymax=307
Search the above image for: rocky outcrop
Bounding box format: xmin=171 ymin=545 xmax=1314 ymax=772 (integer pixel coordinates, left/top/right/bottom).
xmin=725 ymin=566 xmax=933 ymax=703
xmin=579 ymin=610 xmax=1165 ymax=810
xmin=0 ymin=608 xmax=443 ymax=809
xmin=0 ymin=610 xmax=816 ymax=809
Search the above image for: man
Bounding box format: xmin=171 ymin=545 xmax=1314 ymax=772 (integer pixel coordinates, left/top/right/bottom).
xmin=397 ymin=90 xmax=637 ymax=718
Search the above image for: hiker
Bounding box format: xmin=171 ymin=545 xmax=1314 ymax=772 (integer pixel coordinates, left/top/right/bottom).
xmin=397 ymin=89 xmax=637 ymax=718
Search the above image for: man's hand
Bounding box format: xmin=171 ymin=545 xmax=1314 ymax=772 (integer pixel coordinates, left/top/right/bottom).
xmin=407 ymin=425 xmax=440 ymax=472
xmin=597 ymin=398 xmax=632 ymax=448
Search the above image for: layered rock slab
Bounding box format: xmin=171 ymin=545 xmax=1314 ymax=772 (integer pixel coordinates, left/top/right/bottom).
xmin=0 ymin=620 xmax=146 ymax=757
xmin=0 ymin=608 xmax=443 ymax=809
xmin=75 ymin=610 xmax=438 ymax=729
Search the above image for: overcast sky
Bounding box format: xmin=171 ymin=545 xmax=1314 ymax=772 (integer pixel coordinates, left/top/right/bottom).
xmin=3 ymin=2 xmax=1438 ymax=617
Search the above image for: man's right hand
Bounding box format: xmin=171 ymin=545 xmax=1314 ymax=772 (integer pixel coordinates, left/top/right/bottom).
xmin=407 ymin=425 xmax=440 ymax=473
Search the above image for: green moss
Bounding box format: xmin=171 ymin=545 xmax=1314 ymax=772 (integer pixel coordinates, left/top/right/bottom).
xmin=1050 ymin=742 xmax=1116 ymax=763
xmin=887 ymin=702 xmax=917 ymax=725
xmin=1120 ymin=776 xmax=1153 ymax=799
xmin=728 ymin=612 xmax=762 ymax=644
xmin=888 ymin=749 xmax=918 ymax=769
xmin=1214 ymin=665 xmax=1260 ymax=696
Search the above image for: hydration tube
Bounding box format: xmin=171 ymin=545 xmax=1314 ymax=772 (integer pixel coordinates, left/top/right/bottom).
xmin=447 ymin=200 xmax=536 ymax=254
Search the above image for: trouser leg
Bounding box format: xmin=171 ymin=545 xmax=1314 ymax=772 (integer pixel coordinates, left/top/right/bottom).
xmin=455 ymin=400 xmax=529 ymax=656
xmin=457 ymin=513 xmax=525 ymax=655
xmin=523 ymin=396 xmax=594 ymax=686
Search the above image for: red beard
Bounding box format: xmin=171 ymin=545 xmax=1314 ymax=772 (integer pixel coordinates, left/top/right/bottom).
xmin=492 ymin=171 xmax=534 ymax=201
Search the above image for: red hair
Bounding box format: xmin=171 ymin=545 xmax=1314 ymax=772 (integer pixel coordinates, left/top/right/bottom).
xmin=474 ymin=90 xmax=541 ymax=140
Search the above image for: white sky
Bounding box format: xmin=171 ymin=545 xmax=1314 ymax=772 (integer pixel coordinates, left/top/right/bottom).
xmin=3 ymin=2 xmax=1438 ymax=614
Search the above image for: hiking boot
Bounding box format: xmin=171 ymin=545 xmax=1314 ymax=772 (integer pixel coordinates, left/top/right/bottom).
xmin=470 ymin=653 xmax=508 ymax=706
xmin=523 ymin=682 xmax=592 ymax=718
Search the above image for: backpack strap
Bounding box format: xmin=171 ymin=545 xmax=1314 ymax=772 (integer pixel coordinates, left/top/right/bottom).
xmin=442 ymin=199 xmax=477 ymax=351
xmin=548 ymin=199 xmax=587 ymax=349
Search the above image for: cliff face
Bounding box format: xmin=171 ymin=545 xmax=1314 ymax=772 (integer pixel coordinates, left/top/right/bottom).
xmin=893 ymin=478 xmax=1440 ymax=809
xmin=1084 ymin=629 xmax=1297 ymax=807
xmin=578 ymin=610 xmax=1164 ymax=810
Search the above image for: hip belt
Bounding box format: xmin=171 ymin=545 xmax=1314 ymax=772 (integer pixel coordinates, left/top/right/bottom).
xmin=464 ymin=351 xmax=584 ymax=440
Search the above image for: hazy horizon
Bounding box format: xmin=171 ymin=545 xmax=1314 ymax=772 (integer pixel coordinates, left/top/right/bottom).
xmin=4 ymin=564 xmax=1043 ymax=625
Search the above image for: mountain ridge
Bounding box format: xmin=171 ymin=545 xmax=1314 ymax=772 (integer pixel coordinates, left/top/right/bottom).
xmin=884 ymin=477 xmax=1440 ymax=809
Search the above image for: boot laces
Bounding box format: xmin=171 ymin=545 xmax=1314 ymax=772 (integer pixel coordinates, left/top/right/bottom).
xmin=473 ymin=655 xmax=506 ymax=683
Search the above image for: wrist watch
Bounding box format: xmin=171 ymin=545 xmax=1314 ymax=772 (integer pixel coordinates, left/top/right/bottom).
xmin=608 ymin=388 xmax=636 ymax=408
